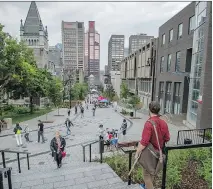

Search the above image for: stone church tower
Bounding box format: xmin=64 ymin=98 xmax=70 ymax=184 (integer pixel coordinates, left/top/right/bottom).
xmin=20 ymin=1 xmax=49 ymax=69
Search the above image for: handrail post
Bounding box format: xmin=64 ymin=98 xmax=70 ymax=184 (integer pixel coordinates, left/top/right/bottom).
xmin=177 ymin=131 xmax=180 ymax=145
xmin=0 ymin=171 xmax=3 ymax=189
xmin=161 ymin=149 xmax=169 ymax=189
xmin=100 ymin=139 xmax=103 ymax=164
xmin=17 ymin=153 xmax=21 ymax=173
xmin=2 ymin=151 xmax=7 ymax=178
xmin=7 ymin=169 xmax=12 ymax=189
xmin=27 ymin=154 xmax=30 ymax=170
xmin=128 ymin=152 xmax=132 ymax=185
xmin=203 ymin=129 xmax=206 ymax=143
xmin=83 ymin=146 xmax=86 ymax=162
xmin=89 ymin=144 xmax=92 ymax=162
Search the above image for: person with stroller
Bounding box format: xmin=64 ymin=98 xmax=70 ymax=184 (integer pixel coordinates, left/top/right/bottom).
xmin=50 ymin=131 xmax=66 ymax=168
xmin=80 ymin=106 xmax=84 ymax=118
xmin=24 ymin=124 xmax=32 ymax=142
xmin=65 ymin=118 xmax=73 ymax=135
xmin=67 ymin=109 xmax=71 ymax=117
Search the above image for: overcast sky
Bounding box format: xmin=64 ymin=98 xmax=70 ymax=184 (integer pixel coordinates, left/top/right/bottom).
xmin=0 ymin=1 xmax=190 ymax=70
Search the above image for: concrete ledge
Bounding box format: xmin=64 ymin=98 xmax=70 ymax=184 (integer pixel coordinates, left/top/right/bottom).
xmin=129 ymin=117 xmax=141 ymax=119
xmin=53 ymin=115 xmax=65 ymax=117
xmin=41 ymin=121 xmax=54 ymax=123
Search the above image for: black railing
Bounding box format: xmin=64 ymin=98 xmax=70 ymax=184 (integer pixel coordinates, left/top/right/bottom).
xmin=0 ymin=167 xmax=12 ymax=189
xmin=177 ymin=128 xmax=212 ymax=145
xmin=162 ymin=142 xmax=212 ymax=189
xmin=0 ymin=150 xmax=30 ymax=173
xmin=81 ymin=140 xmax=102 ymax=163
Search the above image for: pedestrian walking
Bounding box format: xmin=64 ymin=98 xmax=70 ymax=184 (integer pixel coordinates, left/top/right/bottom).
xmin=75 ymin=104 xmax=78 ymax=114
xmin=92 ymin=107 xmax=96 ymax=116
xmin=50 ymin=131 xmax=66 ymax=168
xmin=24 ymin=124 xmax=32 ymax=142
xmin=121 ymin=119 xmax=127 ymax=135
xmin=67 ymin=109 xmax=71 ymax=117
xmin=86 ymin=103 xmax=88 ymax=110
xmin=134 ymin=101 xmax=170 ymax=189
xmin=13 ymin=123 xmax=23 ymax=147
xmin=80 ymin=106 xmax=84 ymax=118
xmin=65 ymin=118 xmax=73 ymax=135
xmin=38 ymin=120 xmax=45 ymax=143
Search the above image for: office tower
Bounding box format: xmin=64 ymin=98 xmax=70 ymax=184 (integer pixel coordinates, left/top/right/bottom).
xmin=61 ymin=21 xmax=84 ymax=72
xmin=108 ymin=35 xmax=124 ymax=72
xmin=129 ymin=33 xmax=154 ymax=54
xmin=85 ymin=21 xmax=100 ymax=80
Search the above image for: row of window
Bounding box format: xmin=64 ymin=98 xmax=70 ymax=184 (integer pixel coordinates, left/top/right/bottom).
xmin=161 ymin=15 xmax=195 ymax=45
xmin=160 ymin=51 xmax=181 ymax=73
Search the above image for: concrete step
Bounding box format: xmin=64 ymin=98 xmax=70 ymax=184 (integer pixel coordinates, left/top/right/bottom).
xmin=3 ymin=162 xmax=130 ymax=189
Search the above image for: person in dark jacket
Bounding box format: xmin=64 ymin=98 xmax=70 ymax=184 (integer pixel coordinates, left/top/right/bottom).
xmin=13 ymin=123 xmax=23 ymax=146
xmin=121 ymin=119 xmax=127 ymax=135
xmin=50 ymin=131 xmax=66 ymax=168
xmin=65 ymin=118 xmax=73 ymax=135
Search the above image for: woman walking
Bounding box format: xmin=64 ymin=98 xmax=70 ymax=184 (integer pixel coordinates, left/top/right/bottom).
xmin=13 ymin=123 xmax=23 ymax=147
xmin=50 ymin=131 xmax=66 ymax=168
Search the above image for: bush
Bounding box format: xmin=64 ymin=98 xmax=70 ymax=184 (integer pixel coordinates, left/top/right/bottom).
xmin=13 ymin=106 xmax=29 ymax=114
xmin=3 ymin=105 xmax=15 ymax=112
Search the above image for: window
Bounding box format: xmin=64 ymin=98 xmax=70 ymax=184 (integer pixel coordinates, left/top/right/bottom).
xmin=162 ymin=34 xmax=165 ymax=45
xmin=178 ymin=23 xmax=183 ymax=38
xmin=167 ymin=54 xmax=172 ymax=71
xmin=189 ymin=16 xmax=195 ymax=33
xmin=175 ymin=51 xmax=181 ymax=72
xmin=169 ymin=29 xmax=173 ymax=42
xmin=160 ymin=56 xmax=164 ymax=73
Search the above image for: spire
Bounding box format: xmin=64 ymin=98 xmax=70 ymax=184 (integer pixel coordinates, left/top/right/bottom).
xmin=20 ymin=19 xmax=24 ymax=31
xmin=39 ymin=20 xmax=43 ymax=31
xmin=45 ymin=26 xmax=48 ymax=36
xmin=23 ymin=1 xmax=43 ymax=34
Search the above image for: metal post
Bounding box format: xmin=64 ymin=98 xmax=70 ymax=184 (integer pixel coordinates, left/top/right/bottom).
xmin=0 ymin=171 xmax=3 ymax=189
xmin=203 ymin=129 xmax=206 ymax=143
xmin=177 ymin=131 xmax=180 ymax=145
xmin=1 ymin=152 xmax=6 ymax=169
xmin=27 ymin=154 xmax=30 ymax=170
xmin=151 ymin=55 xmax=156 ymax=101
xmin=100 ymin=139 xmax=103 ymax=164
xmin=69 ymin=77 xmax=72 ymax=109
xmin=17 ymin=153 xmax=21 ymax=173
xmin=161 ymin=149 xmax=169 ymax=189
xmin=7 ymin=169 xmax=12 ymax=189
xmin=83 ymin=147 xmax=85 ymax=162
xmin=128 ymin=152 xmax=132 ymax=185
xmin=89 ymin=144 xmax=92 ymax=162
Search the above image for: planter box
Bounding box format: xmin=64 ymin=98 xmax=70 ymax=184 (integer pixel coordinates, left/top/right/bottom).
xmin=41 ymin=120 xmax=54 ymax=123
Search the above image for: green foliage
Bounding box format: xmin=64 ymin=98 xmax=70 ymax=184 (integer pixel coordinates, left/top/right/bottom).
xmin=120 ymin=82 xmax=129 ymax=99
xmin=0 ymin=24 xmax=62 ymax=114
xmin=70 ymin=83 xmax=88 ymax=100
xmin=13 ymin=106 xmax=29 ymax=114
xmin=103 ymin=85 xmax=115 ymax=101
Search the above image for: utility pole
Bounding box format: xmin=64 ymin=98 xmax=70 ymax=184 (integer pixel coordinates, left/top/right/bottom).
xmin=69 ymin=75 xmax=72 ymax=109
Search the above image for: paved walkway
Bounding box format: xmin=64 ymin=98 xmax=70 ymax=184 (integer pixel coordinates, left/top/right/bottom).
xmin=0 ymin=105 xmax=128 ymax=164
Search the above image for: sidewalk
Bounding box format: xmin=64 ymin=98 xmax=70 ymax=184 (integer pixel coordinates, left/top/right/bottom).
xmin=117 ymin=105 xmax=188 ymax=145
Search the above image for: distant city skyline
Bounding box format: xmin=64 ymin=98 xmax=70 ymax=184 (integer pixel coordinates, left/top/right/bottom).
xmin=0 ymin=1 xmax=190 ymax=69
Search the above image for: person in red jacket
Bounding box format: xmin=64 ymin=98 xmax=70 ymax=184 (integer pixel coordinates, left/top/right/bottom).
xmin=135 ymin=101 xmax=170 ymax=189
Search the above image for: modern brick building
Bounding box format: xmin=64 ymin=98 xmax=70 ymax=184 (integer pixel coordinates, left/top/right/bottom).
xmin=155 ymin=2 xmax=195 ymax=116
xmin=20 ymin=1 xmax=49 ymax=69
xmin=129 ymin=34 xmax=154 ymax=54
xmin=85 ymin=21 xmax=100 ymax=80
xmin=186 ymin=2 xmax=212 ymax=129
xmin=108 ymin=35 xmax=125 ymax=72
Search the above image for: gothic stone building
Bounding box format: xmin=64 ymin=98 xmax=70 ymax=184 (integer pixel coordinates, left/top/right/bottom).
xmin=20 ymin=1 xmax=49 ymax=69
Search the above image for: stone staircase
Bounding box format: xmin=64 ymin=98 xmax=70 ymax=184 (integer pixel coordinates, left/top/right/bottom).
xmin=3 ymin=160 xmax=141 ymax=189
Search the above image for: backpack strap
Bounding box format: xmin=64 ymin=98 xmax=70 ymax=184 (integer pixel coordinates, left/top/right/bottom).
xmin=147 ymin=120 xmax=163 ymax=163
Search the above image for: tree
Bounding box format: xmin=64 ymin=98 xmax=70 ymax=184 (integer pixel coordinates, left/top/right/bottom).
xmin=47 ymin=77 xmax=63 ymax=115
xmin=120 ymin=82 xmax=129 ymax=99
xmin=70 ymin=83 xmax=88 ymax=101
xmin=103 ymin=85 xmax=115 ymax=101
xmin=128 ymin=95 xmax=142 ymax=117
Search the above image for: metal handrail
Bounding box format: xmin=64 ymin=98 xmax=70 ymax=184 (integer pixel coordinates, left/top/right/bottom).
xmin=161 ymin=142 xmax=212 ymax=189
xmin=0 ymin=150 xmax=30 ymax=174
